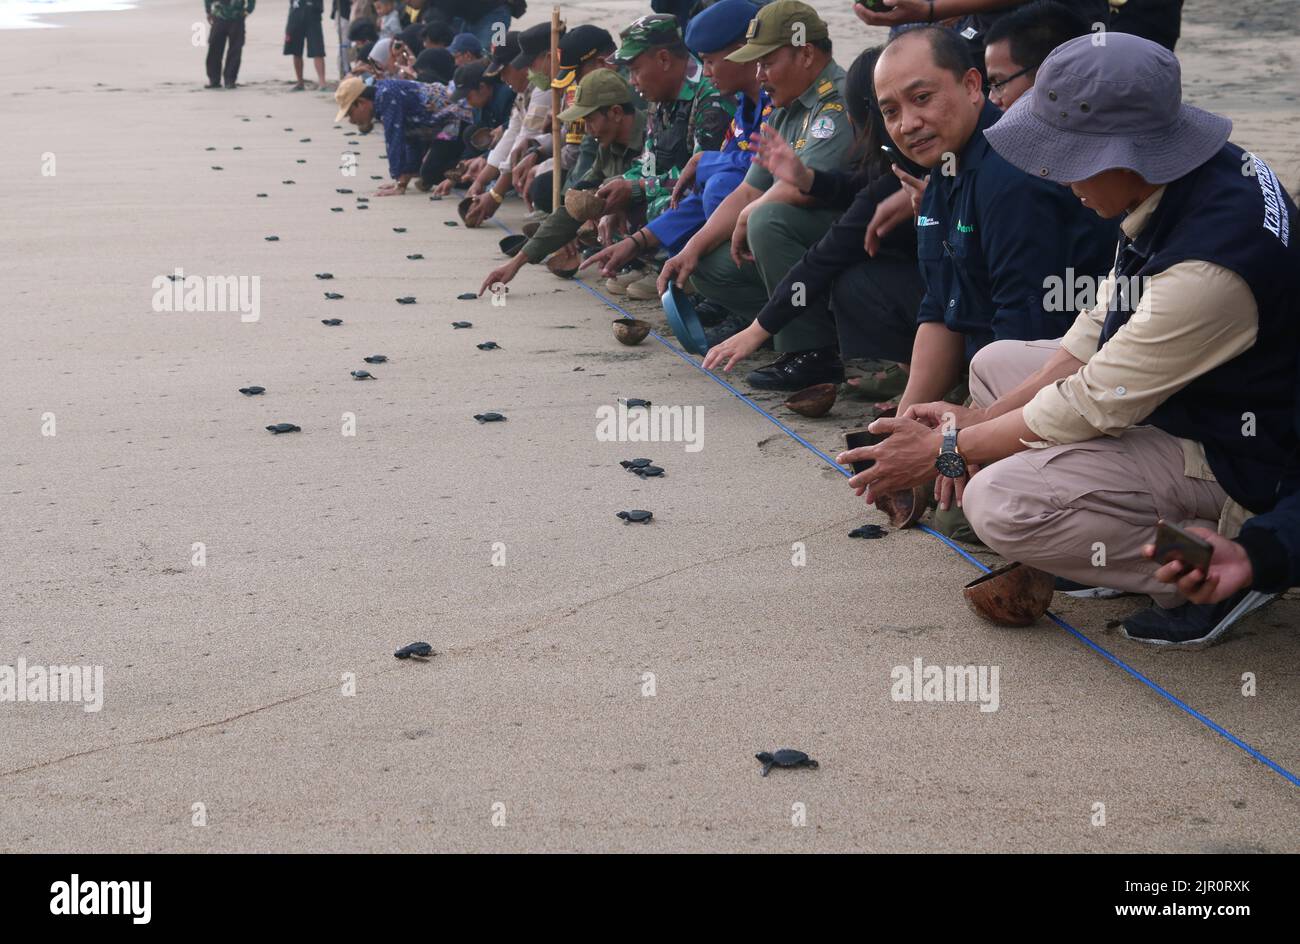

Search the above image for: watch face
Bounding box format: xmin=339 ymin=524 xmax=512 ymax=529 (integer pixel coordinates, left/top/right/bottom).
xmin=936 ymin=452 xmax=966 ymax=478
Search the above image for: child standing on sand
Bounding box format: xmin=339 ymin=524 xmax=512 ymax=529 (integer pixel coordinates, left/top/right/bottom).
xmin=284 ymin=0 xmax=329 ymax=90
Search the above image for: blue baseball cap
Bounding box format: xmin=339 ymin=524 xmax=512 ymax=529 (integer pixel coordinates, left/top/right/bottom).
xmin=449 ymin=33 xmax=484 ymax=57
xmin=685 ymin=0 xmax=762 ymax=55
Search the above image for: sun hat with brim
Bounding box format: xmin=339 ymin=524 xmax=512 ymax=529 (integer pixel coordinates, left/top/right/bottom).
xmin=983 ymin=33 xmax=1232 ymax=186
xmin=334 ymin=76 xmax=367 ymax=122
xmin=726 ymin=0 xmax=828 ymax=63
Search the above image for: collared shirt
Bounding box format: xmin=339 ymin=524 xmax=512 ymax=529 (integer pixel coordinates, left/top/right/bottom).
xmin=625 ymin=56 xmax=733 ymax=206
xmin=1021 ymin=186 xmax=1260 ymax=528
xmin=487 ymin=86 xmax=552 ymax=172
xmin=373 ymin=79 xmax=472 ymax=179
xmin=916 ymin=101 xmax=1118 ymax=357
xmin=522 ymin=111 xmax=649 ymax=263
xmin=205 ymin=0 xmax=255 ymax=18
xmin=744 ymin=59 xmax=852 ymax=191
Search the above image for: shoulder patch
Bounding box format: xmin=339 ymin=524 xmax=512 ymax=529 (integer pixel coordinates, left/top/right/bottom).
xmin=819 ymin=102 xmax=843 ymax=113
xmin=808 ymin=114 xmax=837 ymax=140
xmin=816 ymin=80 xmax=833 ymax=96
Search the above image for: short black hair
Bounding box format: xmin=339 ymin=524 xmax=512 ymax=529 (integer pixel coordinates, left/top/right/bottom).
xmin=884 ymin=26 xmax=976 ymax=82
xmin=424 ymin=21 xmax=454 ymax=46
xmin=984 ymin=1 xmax=1090 ymax=71
xmin=359 ymin=85 xmax=377 ymax=102
xmin=349 ymin=20 xmax=379 ymax=44
xmin=811 ymin=37 xmax=832 ymax=54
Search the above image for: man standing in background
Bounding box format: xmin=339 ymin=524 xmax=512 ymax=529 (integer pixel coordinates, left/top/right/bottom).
xmin=205 ymin=0 xmax=255 ymax=89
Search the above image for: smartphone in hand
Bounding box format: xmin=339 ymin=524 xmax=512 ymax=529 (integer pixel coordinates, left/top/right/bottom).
xmin=843 ymin=428 xmax=884 ymax=476
xmin=1153 ymin=519 xmax=1214 ymax=574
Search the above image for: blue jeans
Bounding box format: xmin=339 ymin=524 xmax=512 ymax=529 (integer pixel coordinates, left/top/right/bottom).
xmin=454 ymin=7 xmax=510 ymax=50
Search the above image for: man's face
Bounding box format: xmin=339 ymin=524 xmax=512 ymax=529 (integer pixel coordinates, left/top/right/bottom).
xmin=755 ymin=44 xmax=816 ymax=108
xmin=700 ymin=44 xmax=749 ymax=95
xmin=502 ymin=64 xmax=529 ymax=94
xmin=626 ymin=49 xmax=678 ymax=102
xmin=984 ymin=39 xmax=1033 ymax=111
xmin=584 ymin=105 xmax=623 ymax=145
xmin=874 ymin=35 xmax=983 ymax=169
xmin=374 ymin=0 xmax=392 ymax=15
xmin=1070 ymin=169 xmax=1145 ymax=218
xmin=348 ymin=97 xmax=374 ymax=133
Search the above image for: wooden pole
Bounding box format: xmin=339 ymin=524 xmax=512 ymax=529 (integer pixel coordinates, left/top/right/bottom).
xmin=550 ymin=7 xmax=562 ymax=214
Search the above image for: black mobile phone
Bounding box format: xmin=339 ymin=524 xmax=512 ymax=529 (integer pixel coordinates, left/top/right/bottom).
xmin=843 ymin=428 xmax=884 ymax=475
xmin=1153 ymin=519 xmax=1214 ymax=574
xmin=880 ymin=145 xmax=902 ymax=167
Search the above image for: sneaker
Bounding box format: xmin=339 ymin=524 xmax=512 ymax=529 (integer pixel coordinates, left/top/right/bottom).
xmin=624 ymin=271 xmax=661 ymax=300
xmin=1054 ymin=577 xmax=1127 ymax=599
xmin=1120 ymin=589 xmax=1277 ymax=650
xmin=703 ymin=313 xmax=752 ymax=348
xmin=745 ymin=349 xmax=845 ymax=391
xmin=604 ymin=263 xmax=646 ymax=296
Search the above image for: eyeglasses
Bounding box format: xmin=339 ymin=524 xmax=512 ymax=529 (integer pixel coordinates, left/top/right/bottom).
xmin=987 ymin=64 xmax=1033 ymax=95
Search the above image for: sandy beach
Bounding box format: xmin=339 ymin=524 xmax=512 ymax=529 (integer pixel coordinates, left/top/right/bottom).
xmin=1 ymin=0 xmax=1298 ymax=853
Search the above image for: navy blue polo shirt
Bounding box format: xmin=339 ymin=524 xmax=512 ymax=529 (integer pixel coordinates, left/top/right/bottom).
xmin=914 ymin=101 xmax=1118 ymax=360
xmin=476 ymin=81 xmax=516 ymax=134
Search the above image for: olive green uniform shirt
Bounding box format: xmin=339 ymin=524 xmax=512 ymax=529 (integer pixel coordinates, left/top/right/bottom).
xmin=743 ymin=59 xmax=852 ymax=191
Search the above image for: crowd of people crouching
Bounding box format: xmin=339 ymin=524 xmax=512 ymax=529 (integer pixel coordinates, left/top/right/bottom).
xmin=325 ymin=0 xmax=1300 ymax=651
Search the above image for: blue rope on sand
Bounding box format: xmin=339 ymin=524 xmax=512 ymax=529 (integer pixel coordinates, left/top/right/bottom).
xmin=489 ymin=216 xmax=1300 ymax=789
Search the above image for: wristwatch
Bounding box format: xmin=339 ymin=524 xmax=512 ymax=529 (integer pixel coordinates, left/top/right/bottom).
xmin=934 ymin=429 xmax=967 ymax=478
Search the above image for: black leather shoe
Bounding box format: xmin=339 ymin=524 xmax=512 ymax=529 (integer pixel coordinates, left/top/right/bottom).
xmin=703 ymin=313 xmax=752 ymax=348
xmin=745 ymin=349 xmax=844 ymax=391
xmin=693 ymin=298 xmax=729 ymax=327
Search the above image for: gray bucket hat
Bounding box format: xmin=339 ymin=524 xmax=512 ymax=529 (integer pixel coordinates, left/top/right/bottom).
xmin=984 ymin=33 xmax=1232 ymax=185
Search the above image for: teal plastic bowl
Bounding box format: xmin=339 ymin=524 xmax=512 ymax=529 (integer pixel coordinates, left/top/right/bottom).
xmin=661 ymin=283 xmax=709 ymax=355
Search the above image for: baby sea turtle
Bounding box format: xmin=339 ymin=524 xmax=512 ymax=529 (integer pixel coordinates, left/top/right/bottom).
xmin=849 ymin=524 xmax=887 ymax=539
xmin=395 ymin=296 xmax=416 ymax=305
xmin=298 ymin=137 xmax=311 ymax=143
xmin=473 ymin=412 xmax=506 ymax=423
xmin=444 ymin=221 xmax=458 ymax=227
xmin=622 ymin=398 xmax=651 ymax=409
xmin=256 ymin=193 xmax=268 ymax=197
xmin=357 ymin=205 xmax=369 ymax=210
xmin=355 ymin=196 xmax=370 ymax=203
xmin=296 ymin=159 xmax=306 ymax=164
xmin=620 ymin=458 xmax=653 ymax=470
xmin=238 ymin=386 xmax=266 ymax=396
xmin=406 ymin=253 xmax=424 ymax=260
xmin=315 ymin=273 xmax=334 ymax=280
xmin=282 ymin=180 xmax=295 ymax=184
xmin=205 ymin=147 xmax=215 ymax=151
xmin=324 ymin=291 xmax=343 ymax=300
xmin=363 ymin=355 xmax=388 ymax=364
xmin=331 ymin=207 xmax=344 ymax=212
xmin=476 ymin=341 xmax=500 ymax=350
xmin=264 ymin=235 xmax=280 ymax=241
xmin=756 ymin=749 xmax=819 ymax=777
xmin=429 ymin=195 xmax=442 ymax=202
xmin=394 ymin=641 xmax=434 ymax=660
xmin=233 ymin=146 xmax=242 ymax=150
xmin=266 ymin=423 xmax=301 ymax=434
xmin=166 ymin=274 xmax=180 ymax=282
xmin=631 ymin=465 xmax=664 ymax=478
xmin=351 ymin=370 xmax=375 ymax=380
xmin=392 ymin=227 xmax=407 ymax=233
xmin=336 ymin=188 xmax=353 ymax=194
xmin=617 ymin=510 xmax=653 ymax=524
xmin=321 ymin=318 xmax=343 ymax=326
xmin=451 ymin=321 xmax=472 ymax=329
xmin=456 ymin=293 xmax=476 ymax=300
xmin=370 ymin=175 xmax=383 ymax=180
xmin=284 ymin=127 xmax=293 ymax=131
xmin=211 ymin=165 xmax=223 ymax=170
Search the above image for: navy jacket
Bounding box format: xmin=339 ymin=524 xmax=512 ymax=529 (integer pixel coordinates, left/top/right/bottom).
xmin=915 ymin=101 xmax=1117 ymax=360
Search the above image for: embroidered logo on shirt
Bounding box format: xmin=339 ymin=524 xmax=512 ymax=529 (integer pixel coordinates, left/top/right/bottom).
xmin=917 ymin=215 xmax=940 ymax=227
xmin=809 ymin=115 xmax=836 ymax=140
xmin=956 ymin=220 xmax=974 ymax=234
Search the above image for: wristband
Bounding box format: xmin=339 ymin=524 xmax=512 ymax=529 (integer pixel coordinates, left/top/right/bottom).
xmin=489 ymin=188 xmax=504 ymax=204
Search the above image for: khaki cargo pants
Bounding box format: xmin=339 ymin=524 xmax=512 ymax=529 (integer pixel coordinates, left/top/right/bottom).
xmin=960 ymin=339 xmax=1228 ymax=608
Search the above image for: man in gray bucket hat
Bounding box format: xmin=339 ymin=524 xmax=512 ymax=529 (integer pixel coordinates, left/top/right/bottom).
xmin=854 ymin=33 xmax=1300 ymax=649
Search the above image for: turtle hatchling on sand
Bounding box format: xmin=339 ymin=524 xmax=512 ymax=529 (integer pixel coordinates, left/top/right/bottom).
xmin=617 ymin=510 xmax=653 ymax=523
xmin=620 ymin=458 xmax=653 ymax=470
xmin=336 ymin=188 xmax=353 ymax=194
xmin=324 ymin=292 xmax=343 ymax=300
xmin=444 ymin=221 xmax=458 ymax=227
xmin=849 ymin=524 xmax=887 ymax=539
xmin=476 ymin=341 xmax=500 ymax=350
xmin=315 ymin=273 xmax=334 ymax=280
xmin=394 ymin=642 xmax=434 ymax=660
xmin=755 ymin=749 xmax=819 ymax=777
xmin=351 ymin=370 xmax=375 ymax=380
xmin=282 ymin=180 xmax=295 ymax=184
xmin=321 ymin=318 xmax=343 ymax=326
xmin=256 ymin=193 xmax=268 ymax=197
xmin=451 ymin=321 xmax=472 ymax=328
xmin=266 ymin=423 xmax=301 ymax=434
xmin=238 ymin=386 xmax=266 ymax=396
xmin=331 ymin=207 xmax=344 ymax=212
xmin=621 ymin=398 xmax=651 ymax=408
xmin=631 ymin=465 xmax=664 ymax=478
xmin=456 ymin=293 xmax=476 ymax=300
xmin=406 ymin=253 xmax=424 ymax=260
xmin=473 ymin=412 xmax=506 ymax=423
xmin=395 ymin=296 xmax=416 ymax=305
xmin=363 ymin=355 xmax=388 ymax=364
xmin=393 ymin=227 xmax=407 ymax=233
xmin=264 ymin=236 xmax=279 ymax=241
